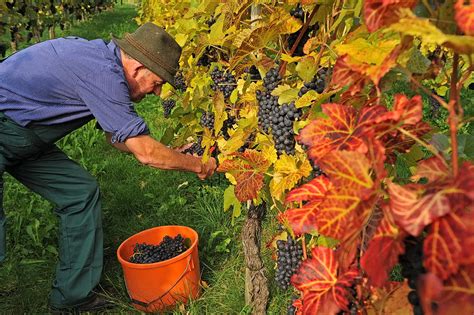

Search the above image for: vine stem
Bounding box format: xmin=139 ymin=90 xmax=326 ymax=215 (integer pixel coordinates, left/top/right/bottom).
xmin=278 ymin=5 xmax=319 ymax=77
xmin=449 ymin=53 xmax=460 ymax=176
xmin=302 ymin=235 xmax=307 ymax=260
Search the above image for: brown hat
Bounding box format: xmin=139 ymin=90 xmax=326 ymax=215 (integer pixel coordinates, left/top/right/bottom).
xmin=112 ymin=22 xmax=182 ymax=89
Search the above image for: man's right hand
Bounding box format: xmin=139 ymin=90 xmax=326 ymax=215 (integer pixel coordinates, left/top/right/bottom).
xmin=198 ymin=157 xmax=218 ymax=180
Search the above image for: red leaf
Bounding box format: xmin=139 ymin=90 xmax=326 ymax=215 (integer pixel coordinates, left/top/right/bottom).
xmin=285 ymin=176 xmax=332 ymax=204
xmin=291 ymin=247 xmax=359 ymax=314
xmin=318 ymin=150 xmax=374 ymax=199
xmin=330 ymin=55 xmax=368 ymax=95
xmin=411 ymin=156 xmax=449 ymax=183
xmin=376 ymin=94 xmax=423 ymax=125
xmin=364 ymin=0 xmax=418 ymax=32
xmin=284 ymin=151 xmax=376 ymax=240
xmin=455 ymin=161 xmax=474 ymax=202
xmin=361 ymin=211 xmax=405 ymax=287
xmin=381 ymin=121 xmax=431 ymax=162
xmin=455 ymin=0 xmax=474 ymax=36
xmin=423 ymin=212 xmax=466 ymax=280
xmin=284 ymin=201 xmax=320 ymax=235
xmin=217 ymin=149 xmax=271 ymax=201
xmin=387 ymin=181 xmax=452 ymax=236
xmin=438 ymin=263 xmax=474 ymax=313
xmin=417 ymin=272 xmax=444 ymax=315
xmin=298 ymin=104 xmax=387 ymax=162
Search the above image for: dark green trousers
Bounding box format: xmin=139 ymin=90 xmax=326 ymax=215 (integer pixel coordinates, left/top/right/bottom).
xmin=0 ymin=112 xmax=103 ymax=308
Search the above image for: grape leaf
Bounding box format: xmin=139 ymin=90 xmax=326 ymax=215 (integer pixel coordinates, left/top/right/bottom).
xmin=223 ymin=185 xmax=242 ymax=220
xmin=318 ymin=150 xmax=374 ymax=199
xmin=389 ymin=13 xmax=474 ymax=54
xmin=291 ymin=247 xmax=358 ymax=314
xmin=424 ymin=212 xmax=465 ymax=280
xmin=285 ymin=175 xmax=332 ymax=204
xmin=330 ymin=55 xmax=368 ymax=96
xmin=297 ymin=103 xmax=387 ymax=162
xmin=363 ymin=0 xmax=418 ymax=32
xmin=376 ymin=94 xmax=423 ymax=126
xmin=218 ymin=149 xmax=271 ymax=201
xmin=269 ymin=154 xmax=312 ymax=201
xmin=411 ymin=156 xmax=449 ymax=183
xmin=387 ymin=181 xmax=452 ymax=236
xmin=361 ymin=211 xmax=405 ymax=287
xmin=455 ymin=0 xmax=474 ymax=36
xmin=438 ymin=264 xmax=474 ymax=314
xmin=284 ymin=151 xmax=376 ymax=239
xmin=381 ymin=121 xmax=431 ymax=163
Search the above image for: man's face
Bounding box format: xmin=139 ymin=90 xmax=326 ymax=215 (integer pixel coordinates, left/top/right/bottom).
xmin=129 ymin=68 xmax=165 ymax=102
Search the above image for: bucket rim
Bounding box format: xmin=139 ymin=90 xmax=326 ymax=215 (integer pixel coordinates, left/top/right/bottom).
xmin=117 ymin=225 xmax=198 ymax=269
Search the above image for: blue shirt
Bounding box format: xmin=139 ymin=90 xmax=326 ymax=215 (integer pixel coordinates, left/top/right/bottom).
xmin=0 ymin=37 xmax=149 ymax=143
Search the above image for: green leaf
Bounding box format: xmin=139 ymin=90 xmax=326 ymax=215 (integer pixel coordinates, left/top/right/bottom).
xmin=295 ymin=56 xmax=318 ymax=82
xmin=230 ymin=88 xmax=239 ymax=104
xmin=160 ymin=126 xmax=175 ymax=145
xmin=272 ymin=84 xmax=299 ymax=104
xmin=223 ymin=185 xmax=242 ymax=218
xmin=406 ymin=47 xmax=431 ymax=74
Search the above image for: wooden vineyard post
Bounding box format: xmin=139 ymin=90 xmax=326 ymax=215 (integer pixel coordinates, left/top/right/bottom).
xmin=242 ymin=202 xmax=269 ymax=314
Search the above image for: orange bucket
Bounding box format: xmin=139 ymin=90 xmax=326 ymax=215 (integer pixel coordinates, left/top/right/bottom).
xmin=117 ymin=225 xmax=201 ymax=312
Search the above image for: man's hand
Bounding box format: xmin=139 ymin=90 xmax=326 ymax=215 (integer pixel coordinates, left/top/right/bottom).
xmin=197 ymin=157 xmax=217 ymax=180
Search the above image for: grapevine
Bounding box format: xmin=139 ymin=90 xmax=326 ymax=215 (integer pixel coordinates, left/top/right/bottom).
xmin=138 ymin=1 xmax=474 ymax=314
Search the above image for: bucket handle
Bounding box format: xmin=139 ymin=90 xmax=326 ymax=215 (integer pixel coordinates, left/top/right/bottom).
xmin=129 ymin=255 xmax=194 ymax=308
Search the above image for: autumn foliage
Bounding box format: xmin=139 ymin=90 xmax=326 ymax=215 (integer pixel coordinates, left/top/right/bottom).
xmin=137 ymin=0 xmax=474 ymax=313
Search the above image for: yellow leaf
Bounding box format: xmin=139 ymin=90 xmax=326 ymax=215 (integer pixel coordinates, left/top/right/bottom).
xmin=295 ymin=90 xmax=320 ymax=108
xmin=336 ymin=37 xmax=400 ymax=65
xmin=271 ymin=84 xmax=299 ymax=104
xmin=225 ymin=172 xmax=237 ymax=185
xmin=295 ymin=55 xmax=319 ymax=82
xmin=209 ymin=14 xmax=225 ymax=45
xmin=270 ymin=154 xmax=312 ymax=201
xmin=389 ymin=14 xmax=474 ymax=55
xmin=281 ymin=54 xmax=303 ymax=63
xmin=175 ymin=33 xmax=188 ymax=47
xmin=212 ymin=93 xmax=226 ymax=137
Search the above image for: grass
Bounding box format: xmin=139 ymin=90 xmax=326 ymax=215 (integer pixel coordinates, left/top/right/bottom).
xmin=0 ymin=4 xmax=291 ymax=314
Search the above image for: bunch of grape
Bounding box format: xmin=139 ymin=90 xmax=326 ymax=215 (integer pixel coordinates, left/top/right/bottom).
xmin=245 ymin=65 xmax=262 ymax=81
xmin=210 ymin=67 xmax=237 ymax=99
xmin=162 ymin=99 xmax=176 ymax=118
xmin=196 ymin=47 xmax=214 ymax=67
xmin=271 ymin=102 xmax=301 ymax=155
xmin=287 ymin=296 xmax=298 ymax=315
xmin=174 ymin=72 xmax=187 ymax=92
xmin=275 ymin=235 xmax=303 ymax=290
xmin=200 ymin=111 xmax=215 ymax=130
xmin=399 ymin=236 xmax=425 ymax=315
xmin=221 ymin=115 xmax=236 ymax=140
xmin=263 ymin=67 xmax=281 ymax=92
xmin=257 ymin=90 xmax=279 ymax=133
xmin=290 ymin=4 xmax=305 ymax=21
xmin=238 ymin=132 xmax=256 ymax=153
xmin=298 ymin=67 xmax=331 ymax=97
xmin=129 ymin=234 xmax=188 ymax=264
xmin=183 ymin=136 xmax=205 ymax=156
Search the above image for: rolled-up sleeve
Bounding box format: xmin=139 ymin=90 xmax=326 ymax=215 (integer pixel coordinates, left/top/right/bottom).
xmin=75 ymin=61 xmax=149 ymax=143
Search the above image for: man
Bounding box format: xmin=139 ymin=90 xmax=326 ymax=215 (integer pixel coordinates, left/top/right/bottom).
xmin=0 ymin=22 xmax=217 ymax=312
